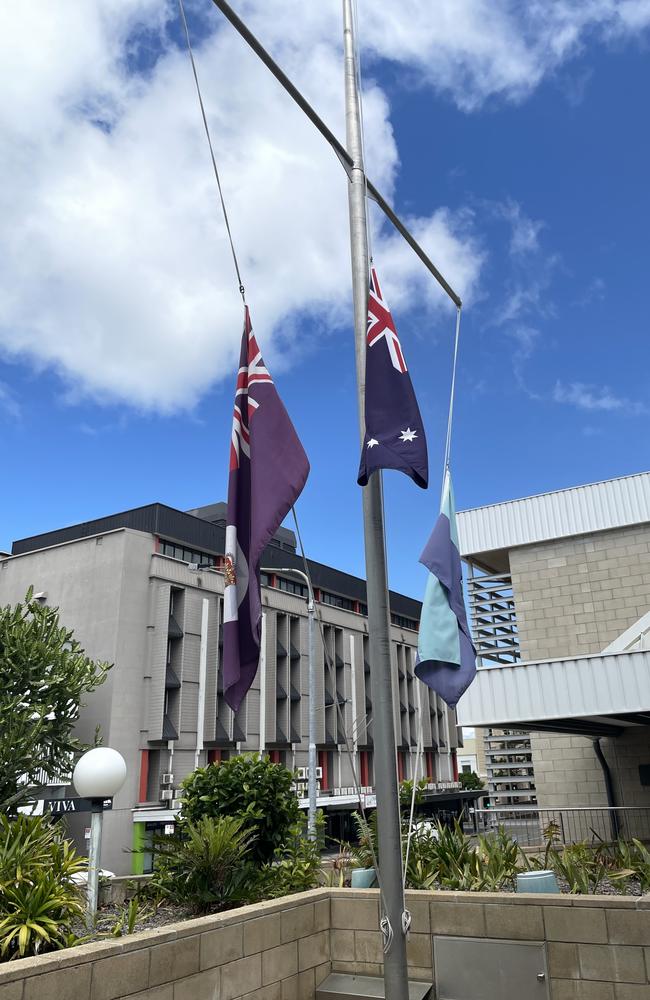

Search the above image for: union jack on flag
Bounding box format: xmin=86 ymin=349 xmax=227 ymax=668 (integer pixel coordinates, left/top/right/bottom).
xmin=357 ymin=263 xmax=428 ymax=490
xmin=230 ymin=322 xmax=273 ymax=470
xmin=367 ymin=266 xmax=407 ymax=373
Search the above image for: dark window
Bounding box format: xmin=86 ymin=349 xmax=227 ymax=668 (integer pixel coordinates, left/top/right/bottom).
xmin=277 ymin=577 xmax=308 ymax=597
xmin=391 ymin=613 xmax=418 ymax=631
xmin=321 ymin=591 xmax=354 ymax=611
xmin=159 ymin=540 xmax=216 ymax=567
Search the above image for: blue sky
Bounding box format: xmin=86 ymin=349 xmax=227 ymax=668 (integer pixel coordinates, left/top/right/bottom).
xmin=1 ymin=2 xmax=649 ymax=599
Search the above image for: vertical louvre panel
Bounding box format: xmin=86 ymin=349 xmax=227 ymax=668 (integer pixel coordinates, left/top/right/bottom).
xmin=147 ymin=583 xmax=172 ymax=740
xmin=202 ymin=596 xmax=220 ymax=743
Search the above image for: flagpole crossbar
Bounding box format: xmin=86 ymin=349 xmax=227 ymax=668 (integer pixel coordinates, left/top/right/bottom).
xmin=208 ymin=0 xmax=462 ymax=309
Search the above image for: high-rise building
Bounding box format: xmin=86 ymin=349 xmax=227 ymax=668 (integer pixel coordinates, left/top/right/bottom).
xmin=2 ymin=500 xmax=463 ymax=873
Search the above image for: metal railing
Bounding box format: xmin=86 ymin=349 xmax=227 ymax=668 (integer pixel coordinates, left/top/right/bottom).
xmin=467 ymin=806 xmax=650 ymax=846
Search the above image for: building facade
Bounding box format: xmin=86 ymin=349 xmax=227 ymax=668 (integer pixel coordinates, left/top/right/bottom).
xmin=457 ymin=730 xmax=487 ymax=782
xmin=2 ymin=501 xmax=461 ymax=873
xmin=456 ymin=471 xmax=650 ymax=828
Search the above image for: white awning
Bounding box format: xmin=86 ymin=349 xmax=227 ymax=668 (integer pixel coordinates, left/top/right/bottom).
xmin=457 ymin=471 xmax=650 ymax=558
xmin=457 ymin=648 xmax=650 ymax=736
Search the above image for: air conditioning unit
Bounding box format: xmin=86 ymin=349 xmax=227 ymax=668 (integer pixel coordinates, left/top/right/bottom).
xmin=171 ymin=798 xmax=182 ymax=810
xmin=160 ymin=788 xmax=174 ymax=802
xmin=161 ymin=773 xmax=174 ymax=785
xmin=296 ymin=767 xmax=307 ymax=779
xmin=315 ymin=767 xmax=323 ymax=779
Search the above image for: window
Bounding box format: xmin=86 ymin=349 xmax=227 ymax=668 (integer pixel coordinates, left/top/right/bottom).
xmin=391 ymin=613 xmax=418 ymax=631
xmin=277 ymin=576 xmax=308 ymax=597
xmin=321 ymin=591 xmax=354 ymax=611
xmin=159 ymin=539 xmax=216 ymax=567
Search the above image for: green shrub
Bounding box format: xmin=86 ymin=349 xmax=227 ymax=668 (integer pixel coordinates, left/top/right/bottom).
xmin=350 ymin=811 xmax=379 ymax=870
xmin=399 ymin=778 xmax=428 ymax=809
xmin=150 ymin=816 xmax=256 ymax=915
xmin=257 ymin=813 xmax=324 ymax=899
xmin=0 ymin=815 xmax=85 ymax=960
xmin=459 ymin=771 xmax=485 ymax=791
xmin=180 ymin=754 xmax=300 ymax=863
xmin=402 ymin=820 xmax=519 ymax=892
xmin=547 ymin=841 xmax=607 ymax=894
xmin=110 ymin=896 xmax=155 ymax=937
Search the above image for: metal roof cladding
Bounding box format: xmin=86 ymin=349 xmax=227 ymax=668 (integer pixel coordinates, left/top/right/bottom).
xmin=456 ymin=471 xmax=650 ymax=558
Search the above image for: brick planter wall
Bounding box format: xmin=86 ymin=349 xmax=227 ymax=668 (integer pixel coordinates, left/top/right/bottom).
xmin=0 ymin=890 xmax=330 ymax=1000
xmin=330 ymin=889 xmax=650 ymax=998
xmin=1 ymin=889 xmax=648 ymax=1000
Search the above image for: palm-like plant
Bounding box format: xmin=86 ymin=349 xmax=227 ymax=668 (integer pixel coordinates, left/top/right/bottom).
xmin=0 ymin=815 xmax=86 ymax=960
xmin=150 ymin=816 xmax=256 ymax=914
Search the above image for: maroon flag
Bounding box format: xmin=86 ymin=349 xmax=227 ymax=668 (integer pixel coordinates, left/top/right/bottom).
xmin=223 ymin=308 xmax=309 ymax=711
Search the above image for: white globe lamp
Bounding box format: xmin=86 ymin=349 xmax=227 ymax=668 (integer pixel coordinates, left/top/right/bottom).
xmin=73 ymin=747 xmax=126 ymax=926
xmin=73 ymin=747 xmax=127 ymax=799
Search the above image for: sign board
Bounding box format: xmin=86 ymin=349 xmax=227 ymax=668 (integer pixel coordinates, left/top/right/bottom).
xmin=43 ymin=797 xmax=113 ymax=815
xmin=361 ymin=793 xmax=377 ymax=809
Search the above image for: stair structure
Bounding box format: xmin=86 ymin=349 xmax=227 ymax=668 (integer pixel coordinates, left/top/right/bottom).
xmin=316 ymin=973 xmax=432 ymax=1000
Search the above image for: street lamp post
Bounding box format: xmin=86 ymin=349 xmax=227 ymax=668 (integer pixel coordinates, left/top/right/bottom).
xmin=73 ymin=747 xmax=127 ymax=926
xmin=261 ymin=566 xmax=317 ymax=841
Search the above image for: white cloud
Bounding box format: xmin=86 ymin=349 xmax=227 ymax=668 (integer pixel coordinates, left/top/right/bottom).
xmin=553 ymin=381 xmax=648 ymax=415
xmin=0 ymin=1 xmax=649 ymax=412
xmin=0 ymin=1 xmax=484 ymax=412
xmin=241 ymin=0 xmax=650 ymax=110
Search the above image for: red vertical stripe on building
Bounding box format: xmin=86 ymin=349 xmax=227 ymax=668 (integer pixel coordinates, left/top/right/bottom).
xmin=208 ymin=749 xmax=222 ymax=765
xmin=452 ymin=751 xmax=458 ymax=782
xmin=138 ymin=750 xmax=149 ymax=803
xmin=318 ymin=750 xmax=329 ymax=790
xmin=359 ymin=750 xmax=369 ymax=787
xmin=397 ymin=752 xmax=404 ymax=782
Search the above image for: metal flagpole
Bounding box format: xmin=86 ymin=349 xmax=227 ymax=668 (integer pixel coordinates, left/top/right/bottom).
xmin=343 ymin=2 xmax=409 ymax=997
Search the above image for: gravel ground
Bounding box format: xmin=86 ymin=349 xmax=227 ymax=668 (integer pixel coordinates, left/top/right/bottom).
xmin=74 ymin=902 xmax=194 ymax=942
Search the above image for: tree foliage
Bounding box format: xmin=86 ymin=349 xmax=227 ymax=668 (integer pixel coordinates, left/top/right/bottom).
xmin=0 ymin=589 xmax=111 ymax=812
xmin=459 ymin=770 xmax=485 ymax=790
xmin=180 ymin=753 xmax=300 ymax=863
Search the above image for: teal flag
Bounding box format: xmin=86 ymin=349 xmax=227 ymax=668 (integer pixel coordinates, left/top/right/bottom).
xmin=415 ymin=470 xmax=476 ymax=708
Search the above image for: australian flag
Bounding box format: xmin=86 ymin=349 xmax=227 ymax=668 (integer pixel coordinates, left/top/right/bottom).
xmin=415 ymin=470 xmax=476 ymax=708
xmin=357 ymin=265 xmax=428 ymax=489
xmin=223 ymin=308 xmax=309 ymax=711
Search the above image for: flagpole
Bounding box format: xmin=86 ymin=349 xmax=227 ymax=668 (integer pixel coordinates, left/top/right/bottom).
xmin=343 ymin=2 xmax=409 ymax=997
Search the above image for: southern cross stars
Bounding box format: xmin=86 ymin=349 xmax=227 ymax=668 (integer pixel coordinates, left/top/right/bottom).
xmin=399 ymin=428 xmax=418 ymax=442
xmin=367 ymin=438 xmax=379 ymax=448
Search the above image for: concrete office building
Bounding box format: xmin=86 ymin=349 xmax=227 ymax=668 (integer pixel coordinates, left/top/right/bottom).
xmin=2 ymin=501 xmax=461 ymax=874
xmin=456 ymin=471 xmax=650 ymax=831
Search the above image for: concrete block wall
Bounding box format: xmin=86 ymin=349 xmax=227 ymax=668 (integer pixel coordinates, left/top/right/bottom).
xmin=508 ymin=524 xmax=650 ymax=811
xmin=509 ymin=523 xmax=650 ymax=663
xmin=0 ymin=891 xmax=331 ymax=1000
xmin=1 ymin=890 xmax=649 ymax=1000
xmin=330 ymin=889 xmax=650 ymax=999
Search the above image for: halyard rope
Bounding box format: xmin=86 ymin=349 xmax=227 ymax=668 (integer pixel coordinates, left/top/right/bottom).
xmin=178 ymin=0 xmax=246 ymax=301
xmin=290 ymin=506 xmax=395 ymax=951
